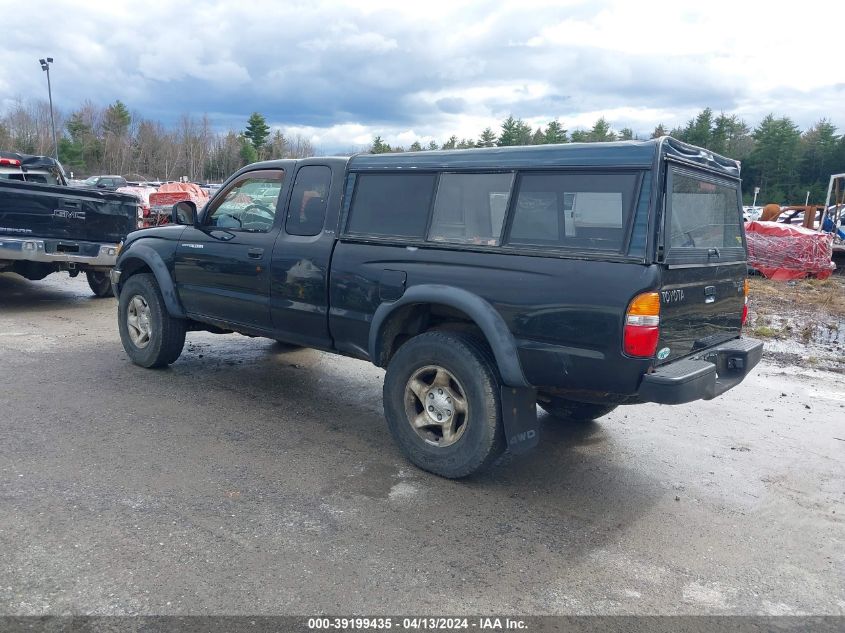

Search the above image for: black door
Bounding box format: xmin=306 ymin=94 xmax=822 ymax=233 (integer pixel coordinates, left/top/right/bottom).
xmin=174 ymin=169 xmax=287 ymax=332
xmin=270 ymin=163 xmax=336 ymax=348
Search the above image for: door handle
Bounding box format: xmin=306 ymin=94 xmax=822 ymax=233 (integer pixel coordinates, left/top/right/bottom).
xmin=704 ymin=285 xmax=716 ymax=303
xmin=247 ymin=248 xmax=264 ymax=259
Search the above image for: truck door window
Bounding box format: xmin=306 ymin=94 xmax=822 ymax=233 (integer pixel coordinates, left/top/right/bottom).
xmin=507 ymin=172 xmax=638 ymax=251
xmin=428 ymin=173 xmax=514 ymax=246
xmin=285 ymin=166 xmax=332 ymax=236
xmin=205 ymin=170 xmax=284 ymax=232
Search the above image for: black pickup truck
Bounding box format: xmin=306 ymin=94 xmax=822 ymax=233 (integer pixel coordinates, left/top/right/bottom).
xmin=0 ymin=152 xmax=138 ymax=296
xmin=111 ymin=138 xmax=762 ymax=478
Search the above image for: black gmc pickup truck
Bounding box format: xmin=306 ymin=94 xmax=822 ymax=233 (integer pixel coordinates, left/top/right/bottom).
xmin=0 ymin=152 xmax=138 ymax=296
xmin=111 ymin=138 xmax=762 ymax=478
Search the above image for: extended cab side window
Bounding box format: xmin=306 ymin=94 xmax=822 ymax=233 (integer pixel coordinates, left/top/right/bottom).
xmin=668 ymin=169 xmax=743 ymax=251
xmin=285 ymin=166 xmax=332 ymax=236
xmin=346 ymin=173 xmax=436 ymax=238
xmin=428 ymin=173 xmax=514 ymax=246
xmin=507 ymin=172 xmax=638 ymax=252
xmin=205 ymin=170 xmax=284 ymax=233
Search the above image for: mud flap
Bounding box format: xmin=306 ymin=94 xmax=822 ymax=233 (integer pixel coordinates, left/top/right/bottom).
xmin=500 ymin=386 xmax=539 ymax=455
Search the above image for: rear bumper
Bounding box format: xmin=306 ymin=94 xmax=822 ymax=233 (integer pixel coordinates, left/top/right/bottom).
xmin=0 ymin=236 xmax=119 ymax=267
xmin=638 ymin=337 xmax=763 ymax=405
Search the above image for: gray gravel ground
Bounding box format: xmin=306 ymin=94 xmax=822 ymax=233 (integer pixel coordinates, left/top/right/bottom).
xmin=0 ymin=272 xmax=843 ymax=616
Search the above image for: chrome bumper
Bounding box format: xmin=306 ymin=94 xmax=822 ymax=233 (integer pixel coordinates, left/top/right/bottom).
xmin=0 ymin=237 xmax=119 ymax=267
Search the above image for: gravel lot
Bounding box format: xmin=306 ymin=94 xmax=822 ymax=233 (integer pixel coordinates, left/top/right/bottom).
xmin=1 ymin=272 xmax=843 ymax=616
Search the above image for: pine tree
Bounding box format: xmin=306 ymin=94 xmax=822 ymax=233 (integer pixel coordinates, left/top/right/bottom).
xmin=441 ymin=135 xmax=458 ymax=150
xmin=681 ymin=108 xmax=714 ymax=148
xmin=798 ymin=119 xmax=840 ymax=202
xmin=370 ymin=135 xmax=391 ymax=153
xmin=239 ymin=136 xmax=258 ymax=165
xmin=103 ymin=100 xmax=131 ymax=137
xmin=498 ymin=116 xmax=532 ymax=146
xmin=651 ymin=124 xmax=667 ymax=139
xmin=618 ymin=127 xmax=634 ymax=141
xmin=409 ymin=141 xmax=423 ymax=152
xmin=711 ymin=113 xmax=752 ymax=158
xmin=745 ymin=114 xmax=801 ymax=203
xmin=477 ymin=127 xmax=497 ymax=147
xmin=588 ymin=117 xmax=616 ymax=142
xmin=244 ymin=112 xmax=270 ymax=152
xmin=543 ymin=120 xmax=567 ymax=144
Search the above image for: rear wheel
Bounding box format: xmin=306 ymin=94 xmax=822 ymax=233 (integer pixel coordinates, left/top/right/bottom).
xmin=537 ymin=395 xmax=617 ymax=422
xmin=383 ymin=331 xmax=505 ymax=478
xmin=118 ymin=273 xmax=186 ymax=368
xmin=86 ymin=271 xmax=113 ymax=298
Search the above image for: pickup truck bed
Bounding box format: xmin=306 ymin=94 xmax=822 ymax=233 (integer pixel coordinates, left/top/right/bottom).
xmin=0 ymin=159 xmax=138 ymax=295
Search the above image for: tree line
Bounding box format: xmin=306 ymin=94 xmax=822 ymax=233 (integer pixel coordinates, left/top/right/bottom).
xmin=370 ymin=110 xmax=845 ymax=205
xmin=0 ymin=99 xmax=314 ymax=183
xmin=1 ymin=97 xmax=842 ymax=204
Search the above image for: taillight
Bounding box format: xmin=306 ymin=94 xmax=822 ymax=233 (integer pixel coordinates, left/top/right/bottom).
xmin=0 ymin=157 xmax=21 ymax=167
xmin=742 ymin=278 xmax=749 ymax=326
xmin=624 ymin=292 xmax=660 ymax=358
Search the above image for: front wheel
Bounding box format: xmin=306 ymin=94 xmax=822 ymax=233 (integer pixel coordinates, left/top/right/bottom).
xmin=86 ymin=271 xmax=114 ymax=298
xmin=537 ymin=395 xmax=617 ymax=422
xmin=383 ymin=331 xmax=505 ymax=478
xmin=117 ymin=273 xmax=186 ymax=368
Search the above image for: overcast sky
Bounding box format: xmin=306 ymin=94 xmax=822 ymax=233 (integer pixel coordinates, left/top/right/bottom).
xmin=1 ymin=0 xmax=843 ymax=152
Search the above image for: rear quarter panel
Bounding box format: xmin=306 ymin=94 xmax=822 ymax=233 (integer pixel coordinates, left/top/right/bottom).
xmin=329 ymin=243 xmax=659 ymax=395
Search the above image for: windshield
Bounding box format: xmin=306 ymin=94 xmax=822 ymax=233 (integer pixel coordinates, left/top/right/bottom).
xmin=83 ymin=176 xmax=99 ymax=185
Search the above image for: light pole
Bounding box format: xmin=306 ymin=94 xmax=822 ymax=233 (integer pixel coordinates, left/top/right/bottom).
xmin=39 ymin=57 xmax=58 ymax=161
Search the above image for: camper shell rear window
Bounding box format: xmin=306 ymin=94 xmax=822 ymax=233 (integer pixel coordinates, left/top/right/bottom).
xmin=664 ymin=167 xmax=745 ymax=264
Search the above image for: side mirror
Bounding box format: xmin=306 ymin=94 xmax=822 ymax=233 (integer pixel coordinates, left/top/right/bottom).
xmin=172 ymin=201 xmax=197 ymax=226
xmin=96 ymin=183 xmax=107 ymax=188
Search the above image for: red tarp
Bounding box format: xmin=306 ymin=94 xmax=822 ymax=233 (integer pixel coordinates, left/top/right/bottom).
xmin=745 ymin=220 xmax=836 ymax=280
xmin=147 ymin=183 xmax=209 ymax=227
xmin=148 ymin=182 xmax=208 ymax=208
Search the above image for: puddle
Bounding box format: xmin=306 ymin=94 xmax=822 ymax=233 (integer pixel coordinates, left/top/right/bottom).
xmin=752 ymin=313 xmax=844 ymax=372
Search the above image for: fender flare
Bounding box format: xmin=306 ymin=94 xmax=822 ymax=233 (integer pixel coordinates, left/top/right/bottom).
xmin=116 ymin=243 xmax=186 ymax=318
xmin=369 ymin=284 xmax=529 ymax=387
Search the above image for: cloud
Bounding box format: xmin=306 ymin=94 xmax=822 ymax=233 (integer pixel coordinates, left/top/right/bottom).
xmin=435 ymin=98 xmax=468 ymax=114
xmin=1 ymin=0 xmax=843 ymax=152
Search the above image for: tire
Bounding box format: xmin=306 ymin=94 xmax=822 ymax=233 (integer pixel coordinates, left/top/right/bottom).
xmin=383 ymin=331 xmax=506 ymax=479
xmin=86 ymin=271 xmax=114 ymax=298
xmin=537 ymin=395 xmax=617 ymax=422
xmin=117 ymin=273 xmax=186 ymax=368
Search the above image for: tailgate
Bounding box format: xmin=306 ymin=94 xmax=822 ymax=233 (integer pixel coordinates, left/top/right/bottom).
xmin=657 ymin=263 xmax=745 ymax=363
xmin=657 ymin=166 xmax=747 ymax=364
xmin=0 ymin=181 xmax=137 ymax=243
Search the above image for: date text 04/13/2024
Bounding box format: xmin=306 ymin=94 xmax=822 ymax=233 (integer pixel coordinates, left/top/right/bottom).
xmin=307 ymin=617 xmax=528 ymax=630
